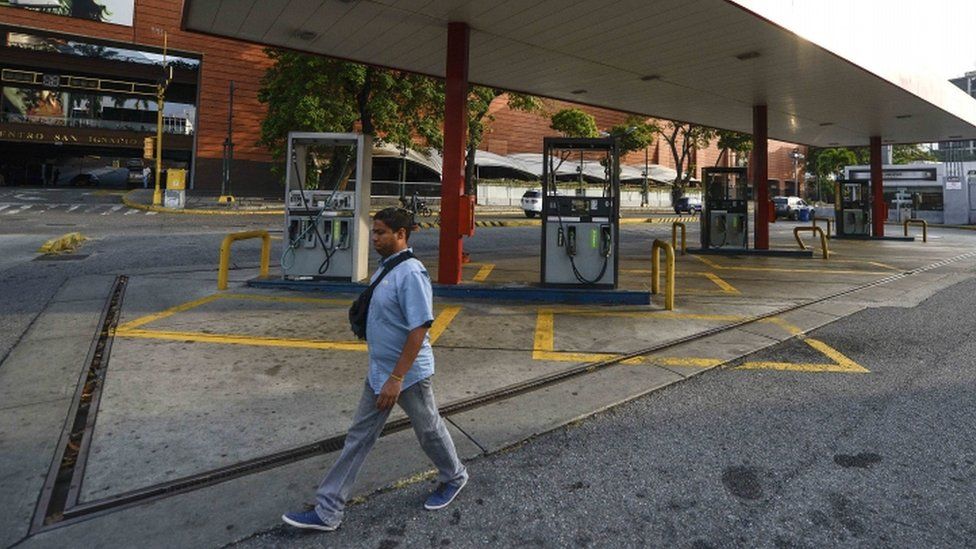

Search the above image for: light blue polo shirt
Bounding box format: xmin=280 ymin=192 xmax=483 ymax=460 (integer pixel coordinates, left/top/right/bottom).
xmin=366 ymin=248 xmax=435 ymax=394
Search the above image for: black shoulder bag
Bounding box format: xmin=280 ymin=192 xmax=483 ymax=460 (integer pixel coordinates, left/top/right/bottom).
xmin=348 ymin=251 xmax=415 ymax=340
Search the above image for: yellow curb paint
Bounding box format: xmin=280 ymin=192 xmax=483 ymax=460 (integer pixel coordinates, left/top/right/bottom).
xmin=703 ymin=272 xmax=739 ymax=294
xmin=115 ymin=294 xmax=222 ymax=331
xmin=472 ymin=263 xmax=495 ymax=282
xmin=429 ymin=306 xmax=461 ymax=345
xmin=115 ymin=328 xmax=368 ymax=351
xmin=122 ymin=190 xmax=284 ymax=216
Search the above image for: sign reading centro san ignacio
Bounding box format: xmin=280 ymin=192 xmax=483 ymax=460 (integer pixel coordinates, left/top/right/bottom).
xmin=0 ymin=125 xmax=192 ymax=150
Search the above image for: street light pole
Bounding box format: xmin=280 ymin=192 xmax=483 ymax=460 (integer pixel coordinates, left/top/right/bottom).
xmin=152 ymin=32 xmax=172 ymax=207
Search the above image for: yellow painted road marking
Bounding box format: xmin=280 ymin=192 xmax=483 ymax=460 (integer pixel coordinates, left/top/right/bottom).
xmin=429 ymin=306 xmax=461 ymax=344
xmin=703 ymin=272 xmax=739 ymax=294
xmin=802 ymin=337 xmax=869 ymax=372
xmin=472 ymin=263 xmax=495 ymax=282
xmin=692 ymin=254 xmax=890 ymax=275
xmin=117 ymin=292 xmax=351 ymax=332
xmin=533 ymin=310 xmax=555 ymax=356
xmin=116 ymin=294 xmax=222 ymax=331
xmin=115 ymin=328 xmax=368 ymax=351
xmin=739 ymin=317 xmax=868 ymax=373
xmin=648 ymin=357 xmax=724 ymax=368
xmin=221 ymin=293 xmax=350 ymax=305
xmin=867 ymin=261 xmax=899 ymax=270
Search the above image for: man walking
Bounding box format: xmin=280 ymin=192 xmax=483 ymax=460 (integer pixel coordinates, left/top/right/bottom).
xmin=283 ymin=207 xmax=468 ymax=532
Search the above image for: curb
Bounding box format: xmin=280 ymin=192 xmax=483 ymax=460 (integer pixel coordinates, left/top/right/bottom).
xmin=38 ymin=232 xmax=87 ymax=254
xmin=121 ymin=190 xmax=285 ymax=216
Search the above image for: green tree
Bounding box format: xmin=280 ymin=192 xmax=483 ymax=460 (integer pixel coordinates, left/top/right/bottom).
xmin=715 ymin=130 xmax=752 ymax=167
xmin=257 ymin=49 xmax=444 ymax=186
xmin=893 ymin=144 xmax=937 ymax=164
xmin=608 ymin=116 xmax=658 ymax=157
xmin=465 ymin=88 xmax=545 ymax=194
xmin=656 ymin=122 xmax=717 ymax=204
xmin=549 ymin=108 xmax=598 ymax=137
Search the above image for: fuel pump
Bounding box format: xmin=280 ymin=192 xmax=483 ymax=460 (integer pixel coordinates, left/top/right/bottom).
xmin=834 ymin=179 xmax=871 ymax=236
xmin=540 ymin=137 xmax=619 ymax=289
xmin=281 ymin=132 xmax=372 ymax=281
xmin=700 ymin=167 xmax=749 ymax=249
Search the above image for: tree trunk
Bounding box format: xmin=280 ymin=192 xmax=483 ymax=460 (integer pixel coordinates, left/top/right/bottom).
xmin=357 ymin=68 xmax=374 ymax=135
xmin=464 ymin=144 xmax=477 ymax=196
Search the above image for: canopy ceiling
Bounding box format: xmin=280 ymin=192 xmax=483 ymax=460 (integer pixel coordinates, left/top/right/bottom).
xmin=183 ymin=0 xmax=976 ymax=147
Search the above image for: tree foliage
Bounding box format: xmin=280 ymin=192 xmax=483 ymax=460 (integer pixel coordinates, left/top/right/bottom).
xmin=465 ymin=88 xmax=545 ymax=193
xmin=656 ymin=122 xmax=717 ymax=203
xmin=549 ymin=108 xmax=599 ymax=138
xmin=257 ymin=49 xmax=445 ymax=179
xmin=608 ymin=116 xmax=658 ymax=156
xmin=715 ymin=130 xmax=753 ymax=167
xmin=893 ymin=144 xmax=937 ymax=164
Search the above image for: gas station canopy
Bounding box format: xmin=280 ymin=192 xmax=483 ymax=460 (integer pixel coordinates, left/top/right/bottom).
xmin=183 ymin=0 xmax=976 ymax=147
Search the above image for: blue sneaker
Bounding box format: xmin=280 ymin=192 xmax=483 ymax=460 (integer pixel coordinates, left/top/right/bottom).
xmin=281 ymin=509 xmax=339 ymax=532
xmin=424 ymin=477 xmax=468 ymax=510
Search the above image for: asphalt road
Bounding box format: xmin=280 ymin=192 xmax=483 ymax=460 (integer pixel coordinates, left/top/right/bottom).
xmin=228 ymin=272 xmax=976 ymax=548
xmin=3 ymin=188 xmax=973 ymax=547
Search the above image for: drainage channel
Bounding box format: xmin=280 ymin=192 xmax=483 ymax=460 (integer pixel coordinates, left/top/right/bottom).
xmin=31 ymin=250 xmax=976 ymax=533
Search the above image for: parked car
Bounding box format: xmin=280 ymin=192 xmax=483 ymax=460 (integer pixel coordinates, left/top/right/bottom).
xmin=772 ymin=196 xmax=809 ymax=220
xmin=126 ymin=159 xmax=145 ymax=187
xmin=674 ymin=196 xmax=702 ymax=214
xmin=521 ymin=189 xmax=542 ymax=217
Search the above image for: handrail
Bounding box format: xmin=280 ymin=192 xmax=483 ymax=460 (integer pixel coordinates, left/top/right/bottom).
xmin=812 ymin=216 xmax=832 ymax=238
xmin=793 ymin=226 xmax=829 ymax=259
xmin=671 ymin=221 xmax=686 ymax=255
xmin=218 ymin=230 xmax=271 ymax=290
xmin=904 ymin=218 xmax=928 ymax=242
xmin=651 ymin=239 xmax=676 ymax=310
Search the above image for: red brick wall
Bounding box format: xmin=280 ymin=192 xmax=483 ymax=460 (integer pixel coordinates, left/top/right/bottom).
xmin=484 ymin=95 xmax=802 ymax=182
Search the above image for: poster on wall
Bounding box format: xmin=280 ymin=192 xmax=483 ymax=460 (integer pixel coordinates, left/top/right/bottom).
xmin=2 ymin=87 xmax=70 ymax=123
xmin=0 ymin=0 xmax=134 ymax=26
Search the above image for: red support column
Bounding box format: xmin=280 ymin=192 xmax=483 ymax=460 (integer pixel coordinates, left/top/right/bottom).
xmin=753 ymin=105 xmax=769 ymax=250
xmin=438 ymin=22 xmax=469 ymax=285
xmin=870 ymin=136 xmax=885 ymax=237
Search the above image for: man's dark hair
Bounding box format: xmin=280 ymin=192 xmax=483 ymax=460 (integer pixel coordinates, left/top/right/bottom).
xmin=374 ymin=207 xmax=415 ymax=240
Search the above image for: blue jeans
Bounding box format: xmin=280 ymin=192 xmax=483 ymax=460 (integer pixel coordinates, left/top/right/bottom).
xmin=314 ymin=377 xmax=468 ymax=526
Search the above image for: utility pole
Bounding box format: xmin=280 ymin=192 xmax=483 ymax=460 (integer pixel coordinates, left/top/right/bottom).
xmin=219 ymin=81 xmax=235 ymax=203
xmin=152 ymin=31 xmax=172 ymax=206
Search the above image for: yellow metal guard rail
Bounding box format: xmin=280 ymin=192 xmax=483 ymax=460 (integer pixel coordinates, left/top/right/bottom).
xmin=218 ymin=230 xmax=271 ymax=290
xmin=793 ymin=226 xmax=829 ymax=259
xmin=651 ymin=239 xmax=676 ymax=310
xmin=904 ymin=218 xmax=927 ymax=243
xmin=671 ymin=221 xmax=686 ymax=255
xmin=812 ymin=216 xmax=832 ymax=238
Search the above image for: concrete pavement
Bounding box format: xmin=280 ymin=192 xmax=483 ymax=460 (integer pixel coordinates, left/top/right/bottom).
xmin=2 ymin=220 xmax=976 ymax=547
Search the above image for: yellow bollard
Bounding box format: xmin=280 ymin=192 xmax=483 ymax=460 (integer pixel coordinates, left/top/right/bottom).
xmin=904 ymin=218 xmax=927 ymax=243
xmin=671 ymin=222 xmax=686 ymax=255
xmin=651 ymin=239 xmax=676 ymax=310
xmin=812 ymin=216 xmax=832 ymax=238
xmin=218 ymin=230 xmax=271 ymax=290
xmin=792 ymin=226 xmax=829 ymax=259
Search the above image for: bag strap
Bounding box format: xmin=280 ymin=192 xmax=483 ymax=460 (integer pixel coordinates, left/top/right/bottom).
xmin=365 ymin=251 xmax=415 ymax=294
